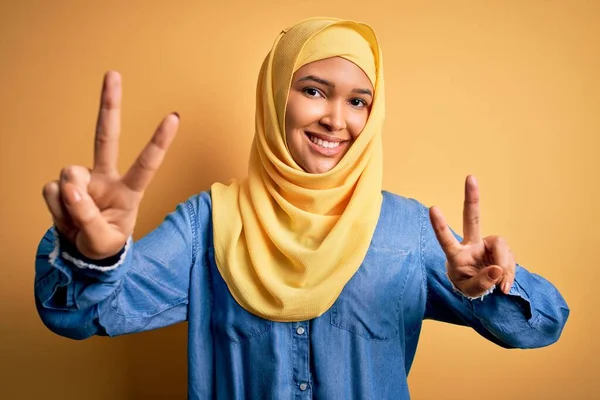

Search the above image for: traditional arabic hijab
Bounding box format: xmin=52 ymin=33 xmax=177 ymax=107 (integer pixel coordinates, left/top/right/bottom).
xmin=211 ymin=17 xmax=385 ymax=321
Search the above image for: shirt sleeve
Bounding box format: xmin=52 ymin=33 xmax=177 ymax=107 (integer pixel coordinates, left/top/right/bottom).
xmin=34 ymin=193 xmax=210 ymax=339
xmin=420 ymin=204 xmax=570 ymax=349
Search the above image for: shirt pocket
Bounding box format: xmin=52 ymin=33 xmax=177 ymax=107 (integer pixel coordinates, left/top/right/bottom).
xmin=330 ymin=248 xmax=413 ymax=341
xmin=209 ymin=248 xmax=274 ymax=344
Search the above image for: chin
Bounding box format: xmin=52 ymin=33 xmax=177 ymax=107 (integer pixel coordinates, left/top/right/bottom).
xmin=305 ymin=161 xmax=337 ymax=174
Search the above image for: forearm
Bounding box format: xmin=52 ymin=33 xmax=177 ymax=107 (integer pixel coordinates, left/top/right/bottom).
xmin=469 ymin=265 xmax=570 ymax=349
xmin=422 ymin=203 xmax=569 ymax=348
xmin=34 ymin=198 xmax=201 ymax=339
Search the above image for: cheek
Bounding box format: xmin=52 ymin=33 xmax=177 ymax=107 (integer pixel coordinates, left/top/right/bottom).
xmin=286 ymin=95 xmax=324 ymax=134
xmin=348 ymin=111 xmax=369 ymax=139
xmin=285 ymin=96 xmax=308 ymax=158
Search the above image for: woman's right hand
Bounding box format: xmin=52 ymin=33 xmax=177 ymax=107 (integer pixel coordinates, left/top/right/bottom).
xmin=42 ymin=71 xmax=179 ymax=260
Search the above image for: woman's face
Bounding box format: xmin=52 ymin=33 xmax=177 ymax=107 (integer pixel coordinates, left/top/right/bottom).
xmin=285 ymin=57 xmax=374 ymax=174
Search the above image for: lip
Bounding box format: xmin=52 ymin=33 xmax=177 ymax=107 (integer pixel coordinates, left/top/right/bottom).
xmin=306 ymin=131 xmax=348 ymax=143
xmin=304 ymin=131 xmax=348 ymax=157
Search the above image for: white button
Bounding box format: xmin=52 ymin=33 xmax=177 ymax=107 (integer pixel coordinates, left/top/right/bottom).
xmin=299 ymin=382 xmax=308 ymax=391
xmin=296 ymin=326 xmax=305 ymax=335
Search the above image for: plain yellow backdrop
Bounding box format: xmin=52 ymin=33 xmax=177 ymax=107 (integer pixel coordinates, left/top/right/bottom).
xmin=1 ymin=0 xmax=597 ymax=399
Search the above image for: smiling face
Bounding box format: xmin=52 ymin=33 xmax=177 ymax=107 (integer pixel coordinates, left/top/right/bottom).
xmin=284 ymin=57 xmax=374 ymax=174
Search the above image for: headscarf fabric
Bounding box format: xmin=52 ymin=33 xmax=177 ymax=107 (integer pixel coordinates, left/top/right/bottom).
xmin=211 ymin=17 xmax=385 ymax=321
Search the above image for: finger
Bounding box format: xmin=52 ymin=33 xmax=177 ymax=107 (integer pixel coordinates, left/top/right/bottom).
xmin=93 ymin=71 xmax=122 ymax=174
xmin=122 ymin=113 xmax=179 ymax=192
xmin=42 ymin=181 xmax=70 ymax=233
xmin=484 ymin=236 xmax=511 ymax=267
xmin=500 ymin=262 xmax=516 ymax=294
xmin=60 ymin=166 xmax=92 ymax=227
xmin=429 ymin=206 xmax=461 ymax=258
xmin=463 ymin=175 xmax=481 ymax=243
xmin=60 ymin=165 xmax=92 ymax=191
xmin=503 ymin=251 xmax=517 ymax=294
xmin=460 ymin=265 xmax=502 ymax=297
xmin=484 ymin=236 xmax=515 ymax=294
xmin=59 ymin=181 xmax=108 ymax=240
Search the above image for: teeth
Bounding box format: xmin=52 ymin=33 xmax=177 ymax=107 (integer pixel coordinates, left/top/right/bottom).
xmin=309 ymin=134 xmax=341 ymax=149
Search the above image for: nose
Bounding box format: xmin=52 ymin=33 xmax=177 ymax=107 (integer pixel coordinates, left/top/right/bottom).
xmin=319 ymin=100 xmax=346 ymax=132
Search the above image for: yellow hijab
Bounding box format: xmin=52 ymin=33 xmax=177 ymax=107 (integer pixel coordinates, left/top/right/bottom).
xmin=211 ymin=17 xmax=385 ymax=322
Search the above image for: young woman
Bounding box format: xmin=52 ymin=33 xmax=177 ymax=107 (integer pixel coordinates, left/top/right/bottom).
xmin=35 ymin=17 xmax=569 ymax=399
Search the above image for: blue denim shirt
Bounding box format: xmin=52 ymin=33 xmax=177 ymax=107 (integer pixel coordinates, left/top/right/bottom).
xmin=34 ymin=191 xmax=569 ymax=399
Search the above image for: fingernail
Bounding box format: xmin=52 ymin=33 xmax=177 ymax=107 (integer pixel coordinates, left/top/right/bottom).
xmin=488 ymin=269 xmax=502 ymax=280
xmin=172 ymin=112 xmax=180 ymax=119
xmin=64 ymin=186 xmax=82 ymax=205
xmin=74 ymin=188 xmax=82 ymax=202
xmin=504 ymin=281 xmax=511 ymax=293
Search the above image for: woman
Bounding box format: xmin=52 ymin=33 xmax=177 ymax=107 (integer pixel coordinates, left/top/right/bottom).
xmin=35 ymin=17 xmax=569 ymax=399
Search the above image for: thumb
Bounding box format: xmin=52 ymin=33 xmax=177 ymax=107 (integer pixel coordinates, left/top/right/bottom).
xmin=461 ymin=266 xmax=502 ymax=297
xmin=60 ymin=182 xmax=100 ymax=226
xmin=485 ymin=266 xmax=503 ymax=282
xmin=60 ymin=181 xmax=112 ymax=255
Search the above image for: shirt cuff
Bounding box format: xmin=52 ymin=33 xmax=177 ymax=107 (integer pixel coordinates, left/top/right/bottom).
xmin=50 ymin=227 xmax=132 ymax=272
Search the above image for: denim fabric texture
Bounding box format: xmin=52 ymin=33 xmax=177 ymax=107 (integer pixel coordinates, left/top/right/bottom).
xmin=35 ymin=191 xmax=570 ymax=399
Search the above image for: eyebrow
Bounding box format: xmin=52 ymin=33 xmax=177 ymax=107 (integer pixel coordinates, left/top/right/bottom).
xmin=297 ymin=75 xmax=373 ymax=97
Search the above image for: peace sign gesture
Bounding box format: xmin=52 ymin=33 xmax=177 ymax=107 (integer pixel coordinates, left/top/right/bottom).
xmin=429 ymin=176 xmax=516 ymax=298
xmin=42 ymin=71 xmax=179 ymax=259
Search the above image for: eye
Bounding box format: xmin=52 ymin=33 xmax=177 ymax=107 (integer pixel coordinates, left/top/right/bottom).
xmin=302 ymin=87 xmax=324 ymax=98
xmin=349 ymin=98 xmax=368 ymax=109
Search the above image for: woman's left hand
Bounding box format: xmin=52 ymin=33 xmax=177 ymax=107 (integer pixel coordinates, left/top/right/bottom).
xmin=429 ymin=175 xmax=516 ymax=297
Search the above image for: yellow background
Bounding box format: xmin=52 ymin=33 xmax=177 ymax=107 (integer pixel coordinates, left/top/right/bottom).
xmin=1 ymin=0 xmax=597 ymax=399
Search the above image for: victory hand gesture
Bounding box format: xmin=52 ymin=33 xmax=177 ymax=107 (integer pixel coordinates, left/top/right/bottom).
xmin=429 ymin=176 xmax=516 ymax=298
xmin=42 ymin=71 xmax=179 ymax=259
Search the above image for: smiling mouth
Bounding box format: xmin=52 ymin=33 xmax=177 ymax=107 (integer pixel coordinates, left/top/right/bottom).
xmin=305 ymin=132 xmax=346 ymax=149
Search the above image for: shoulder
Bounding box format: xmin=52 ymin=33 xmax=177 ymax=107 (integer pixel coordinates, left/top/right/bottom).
xmin=183 ymin=191 xmax=213 ymax=219
xmin=380 ymin=190 xmax=428 ymax=221
xmin=370 ymin=191 xmax=428 ymax=250
xmin=176 ymin=191 xmax=213 ymax=249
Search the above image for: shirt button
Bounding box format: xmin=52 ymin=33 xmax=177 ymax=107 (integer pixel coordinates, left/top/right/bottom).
xmin=296 ymin=326 xmax=305 ymax=335
xmin=299 ymin=382 xmax=308 ymax=391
